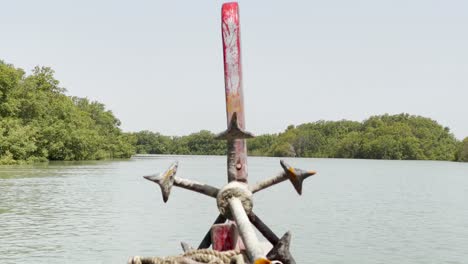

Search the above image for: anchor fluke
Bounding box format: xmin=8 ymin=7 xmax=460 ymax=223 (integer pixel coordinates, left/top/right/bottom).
xmin=180 ymin=241 xmax=194 ymax=253
xmin=280 ymin=160 xmax=316 ymax=195
xmin=266 ymin=231 xmax=295 ymax=264
xmin=143 ymin=161 xmax=178 ymax=203
xmin=215 ymin=112 xmax=255 ymax=140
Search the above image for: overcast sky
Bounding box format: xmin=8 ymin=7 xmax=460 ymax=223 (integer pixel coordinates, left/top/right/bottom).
xmin=1 ymin=0 xmax=467 ymax=139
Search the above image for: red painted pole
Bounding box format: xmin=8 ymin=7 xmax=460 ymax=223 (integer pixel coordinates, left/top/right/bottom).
xmin=222 ymin=2 xmax=248 ymax=183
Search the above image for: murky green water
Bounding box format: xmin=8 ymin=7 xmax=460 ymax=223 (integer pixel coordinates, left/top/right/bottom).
xmin=1 ymin=156 xmax=467 ymax=264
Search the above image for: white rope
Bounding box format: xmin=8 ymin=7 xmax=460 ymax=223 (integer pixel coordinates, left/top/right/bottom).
xmin=128 ymin=249 xmax=246 ymax=264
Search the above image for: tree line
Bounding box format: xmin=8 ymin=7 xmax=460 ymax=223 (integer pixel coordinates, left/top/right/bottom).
xmin=131 ymin=114 xmax=468 ymax=162
xmin=0 ymin=61 xmax=134 ymax=164
xmin=1 ymin=61 xmax=467 ymax=164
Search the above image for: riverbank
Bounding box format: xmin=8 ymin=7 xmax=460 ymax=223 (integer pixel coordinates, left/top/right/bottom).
xmin=130 ymin=114 xmax=468 ymax=162
xmin=2 ymin=61 xmax=467 ymax=164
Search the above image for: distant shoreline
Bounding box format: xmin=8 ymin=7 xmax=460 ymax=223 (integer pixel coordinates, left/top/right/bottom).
xmin=1 ymin=61 xmax=467 ymax=164
xmin=129 ymin=113 xmax=468 ymax=163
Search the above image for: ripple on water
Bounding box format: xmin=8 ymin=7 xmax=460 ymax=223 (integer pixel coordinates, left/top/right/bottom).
xmin=1 ymin=157 xmax=468 ymax=264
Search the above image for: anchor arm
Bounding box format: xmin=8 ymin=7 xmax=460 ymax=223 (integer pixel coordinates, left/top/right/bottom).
xmin=249 ymin=172 xmax=288 ymax=194
xmin=144 ymin=161 xmax=220 ymax=202
xmin=250 ymin=160 xmax=317 ymax=195
xmin=174 ymin=177 xmax=220 ymax=198
xmin=248 ymin=212 xmax=279 ymax=245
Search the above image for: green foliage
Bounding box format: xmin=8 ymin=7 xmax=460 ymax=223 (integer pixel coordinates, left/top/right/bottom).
xmin=0 ymin=61 xmax=25 ymax=117
xmin=247 ymin=134 xmax=278 ymax=156
xmin=357 ymin=114 xmax=459 ymax=160
xmin=2 ymin=61 xmax=465 ymax=163
xmin=181 ymin=130 xmax=226 ymax=155
xmin=457 ymin=137 xmax=468 ymax=162
xmin=132 ymin=130 xmax=226 ymax=156
xmin=0 ymin=118 xmax=39 ymax=164
xmin=133 ymin=131 xmax=172 ymax=154
xmin=133 ymin=114 xmax=464 ymax=162
xmin=243 ymin=114 xmax=462 ymax=161
xmin=0 ymin=61 xmax=135 ymax=164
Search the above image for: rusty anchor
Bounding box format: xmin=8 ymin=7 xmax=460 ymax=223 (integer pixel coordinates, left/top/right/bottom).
xmin=142 ymin=2 xmax=317 ymax=264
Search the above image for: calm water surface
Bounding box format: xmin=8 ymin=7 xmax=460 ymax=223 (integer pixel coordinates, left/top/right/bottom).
xmin=1 ymin=156 xmax=467 ymax=264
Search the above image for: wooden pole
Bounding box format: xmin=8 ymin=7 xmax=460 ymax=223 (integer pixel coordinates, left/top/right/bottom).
xmin=222 ymin=2 xmax=248 ymax=183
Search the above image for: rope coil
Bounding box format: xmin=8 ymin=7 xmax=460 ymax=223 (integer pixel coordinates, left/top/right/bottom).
xmin=128 ymin=249 xmax=246 ymax=264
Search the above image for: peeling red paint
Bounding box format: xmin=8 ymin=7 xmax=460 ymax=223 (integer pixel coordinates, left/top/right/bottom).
xmin=222 ymin=2 xmax=248 ymax=183
xmin=211 ymin=222 xmax=239 ymax=251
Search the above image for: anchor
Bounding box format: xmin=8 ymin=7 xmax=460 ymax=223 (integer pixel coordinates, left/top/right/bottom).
xmin=142 ymin=3 xmax=317 ymax=264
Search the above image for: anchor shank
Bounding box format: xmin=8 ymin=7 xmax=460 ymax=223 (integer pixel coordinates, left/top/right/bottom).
xmin=227 ymin=139 xmax=241 ymax=182
xmin=228 ymin=197 xmax=264 ymax=261
xmin=174 ymin=177 xmax=219 ymax=198
xmin=222 ymin=2 xmax=248 ymax=183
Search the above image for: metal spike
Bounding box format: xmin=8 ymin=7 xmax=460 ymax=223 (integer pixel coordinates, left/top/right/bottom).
xmin=143 ymin=161 xmax=178 ymax=203
xmin=215 ymin=112 xmax=255 ymax=140
xmin=180 ymin=241 xmax=194 ymax=253
xmin=280 ymin=160 xmax=316 ymax=195
xmin=266 ymin=231 xmax=295 ymax=264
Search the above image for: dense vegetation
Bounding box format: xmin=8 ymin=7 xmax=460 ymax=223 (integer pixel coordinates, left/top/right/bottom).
xmin=1 ymin=61 xmax=467 ymax=164
xmin=248 ymin=114 xmax=462 ymax=161
xmin=132 ymin=130 xmax=225 ymax=156
xmin=458 ymin=137 xmax=468 ymax=162
xmin=0 ymin=61 xmax=134 ymax=164
xmin=133 ymin=114 xmax=467 ymax=162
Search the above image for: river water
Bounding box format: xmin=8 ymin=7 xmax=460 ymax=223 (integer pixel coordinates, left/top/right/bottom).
xmin=0 ymin=156 xmax=467 ymax=264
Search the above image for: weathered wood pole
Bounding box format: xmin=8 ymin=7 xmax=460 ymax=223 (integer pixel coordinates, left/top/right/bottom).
xmin=222 ymin=2 xmax=248 ymax=183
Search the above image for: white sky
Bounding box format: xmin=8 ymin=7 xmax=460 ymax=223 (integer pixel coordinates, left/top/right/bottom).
xmin=1 ymin=0 xmax=467 ymax=139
